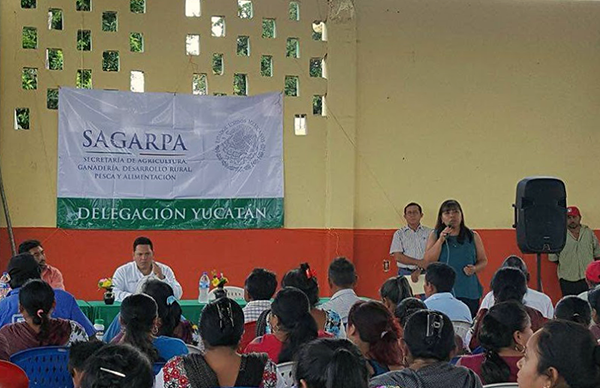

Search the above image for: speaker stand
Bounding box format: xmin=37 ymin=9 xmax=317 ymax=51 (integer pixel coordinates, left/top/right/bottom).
xmin=536 ymin=252 xmax=543 ymax=291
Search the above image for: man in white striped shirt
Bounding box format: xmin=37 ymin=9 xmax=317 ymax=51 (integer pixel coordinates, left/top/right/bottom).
xmin=389 ymin=202 xmax=432 ymax=276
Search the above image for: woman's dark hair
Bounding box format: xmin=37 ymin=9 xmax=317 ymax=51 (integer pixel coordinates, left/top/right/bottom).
xmin=69 ymin=341 xmax=106 ymax=374
xmin=403 ymin=310 xmax=455 ymax=361
xmin=501 ymin=255 xmax=531 ymax=282
xmin=348 ymin=301 xmax=402 ymax=367
xmin=281 ymin=263 xmax=320 ymax=307
xmin=120 ymin=294 xmax=159 ymax=362
xmin=141 ymin=280 xmax=181 ymax=338
xmin=200 ymin=297 xmax=244 ymax=348
xmin=80 ymin=343 xmax=154 ymax=388
xmin=394 ymin=297 xmax=426 ymax=327
xmin=555 ymin=296 xmax=592 ymax=327
xmin=491 ymin=267 xmax=527 ymax=303
xmin=295 ymin=338 xmax=368 ymax=388
xmin=479 ymin=301 xmax=530 ymax=384
xmin=271 ymin=287 xmax=318 ymax=363
xmin=535 ymin=320 xmax=600 ymax=388
xmin=434 ymin=199 xmax=473 ymax=244
xmin=380 ymin=276 xmax=413 ymax=305
xmin=19 ymin=279 xmax=54 ymax=344
xmin=589 ymin=287 xmax=600 ymax=316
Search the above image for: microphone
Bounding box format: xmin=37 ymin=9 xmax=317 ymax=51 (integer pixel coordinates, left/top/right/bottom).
xmin=445 ymin=221 xmax=453 ymax=228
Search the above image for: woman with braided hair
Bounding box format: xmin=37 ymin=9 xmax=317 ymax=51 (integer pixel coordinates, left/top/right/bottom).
xmin=347 ymin=300 xmax=403 ymax=377
xmin=458 ymin=301 xmax=533 ymax=384
xmin=244 ymin=287 xmax=319 ymax=363
xmin=0 ymin=279 xmax=88 ymax=360
xmin=159 ymin=297 xmax=278 ymax=388
xmin=369 ymin=310 xmax=482 ymax=388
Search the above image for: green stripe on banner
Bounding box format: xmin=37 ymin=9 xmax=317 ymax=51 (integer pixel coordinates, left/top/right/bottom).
xmin=57 ymin=197 xmax=283 ymax=230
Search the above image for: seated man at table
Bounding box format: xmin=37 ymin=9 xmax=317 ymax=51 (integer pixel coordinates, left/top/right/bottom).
xmin=112 ymin=236 xmax=183 ymax=302
xmin=18 ymin=239 xmax=65 ymax=290
xmin=0 ymin=253 xmax=96 ymax=336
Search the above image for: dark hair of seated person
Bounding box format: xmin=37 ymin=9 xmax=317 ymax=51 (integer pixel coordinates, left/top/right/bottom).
xmin=403 ymin=310 xmax=455 ymax=362
xmin=394 ymin=297 xmax=426 ymax=327
xmin=327 ymin=257 xmax=357 ymax=289
xmin=120 ymin=294 xmax=159 ymax=362
xmin=271 ymin=287 xmax=318 ymax=363
xmin=491 ymin=267 xmax=527 ymax=303
xmin=295 ymin=338 xmax=368 ymax=388
xmin=80 ymin=343 xmax=154 ymax=388
xmin=200 ymin=297 xmax=244 ymax=349
xmin=142 ymin=280 xmax=182 ymax=338
xmin=7 ymin=253 xmax=41 ymax=289
xmin=479 ymin=301 xmax=530 ymax=384
xmin=19 ymin=279 xmax=55 ymax=344
xmin=282 ymin=263 xmax=320 ymax=307
xmin=245 ymin=268 xmax=278 ymax=301
xmin=380 ymin=276 xmax=413 ymax=306
xmin=555 ymin=295 xmax=592 ymax=327
xmin=68 ymin=341 xmax=106 ymax=386
xmin=529 ymin=320 xmax=600 ymax=388
xmin=589 ymin=286 xmax=600 ymax=319
xmin=425 ymin=262 xmax=456 ymax=293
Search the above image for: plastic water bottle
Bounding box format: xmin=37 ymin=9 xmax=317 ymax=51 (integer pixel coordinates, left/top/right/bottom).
xmin=0 ymin=272 xmax=10 ymax=300
xmin=94 ymin=319 xmax=105 ymax=341
xmin=198 ymin=272 xmax=210 ymax=303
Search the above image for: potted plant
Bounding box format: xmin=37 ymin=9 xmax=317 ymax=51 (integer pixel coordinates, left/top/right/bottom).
xmin=98 ymin=278 xmax=115 ymax=305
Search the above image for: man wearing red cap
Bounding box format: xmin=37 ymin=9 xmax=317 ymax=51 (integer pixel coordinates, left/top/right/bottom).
xmin=549 ymin=206 xmax=600 ymax=296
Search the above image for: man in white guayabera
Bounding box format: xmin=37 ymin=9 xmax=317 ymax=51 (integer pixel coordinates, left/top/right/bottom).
xmin=111 ymin=236 xmax=183 ymax=302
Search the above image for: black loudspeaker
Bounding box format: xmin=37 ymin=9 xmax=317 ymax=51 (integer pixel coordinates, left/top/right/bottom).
xmin=514 ymin=177 xmax=567 ymax=254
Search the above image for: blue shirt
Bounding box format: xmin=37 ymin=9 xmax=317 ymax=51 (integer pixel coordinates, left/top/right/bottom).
xmin=0 ymin=287 xmax=96 ymax=336
xmin=153 ymin=336 xmax=188 ymax=361
xmin=424 ymin=292 xmax=473 ymax=323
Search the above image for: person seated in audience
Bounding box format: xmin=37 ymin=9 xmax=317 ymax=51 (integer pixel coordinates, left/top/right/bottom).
xmin=104 ymin=280 xmax=198 ymax=345
xmin=347 ymin=301 xmax=403 ymax=376
xmin=112 ymin=237 xmax=183 ymax=302
xmin=517 ymin=320 xmax=600 ymax=388
xmin=554 ymin=295 xmax=592 ymax=327
xmin=423 ymin=262 xmax=472 ymax=323
xmin=0 ymin=253 xmax=95 ymax=336
xmin=470 ymin=267 xmax=546 ymax=350
xmin=479 ymin=255 xmax=554 ymax=318
xmin=282 ymin=263 xmax=345 ymax=338
xmin=80 ymin=343 xmax=154 ymax=388
xmin=578 ymin=260 xmax=600 ymax=301
xmin=243 ymin=268 xmax=277 ymax=323
xmin=458 ymin=301 xmax=533 ymax=384
xmin=320 ymin=257 xmax=361 ymax=325
xmin=369 ymin=310 xmax=482 ymax=388
xmin=380 ymin=276 xmax=413 ymax=312
xmin=295 ymin=338 xmax=369 ymax=388
xmin=68 ymin=341 xmax=106 ymax=387
xmin=244 ymin=287 xmax=319 ymax=363
xmin=588 ymin=287 xmax=600 ymax=341
xmin=18 ymin=239 xmax=64 ymax=290
xmin=113 ymin=293 xmax=188 ymax=362
xmin=394 ymin=297 xmax=426 ymax=328
xmin=0 ymin=279 xmax=88 ymax=360
xmin=158 ymin=297 xmax=278 ymax=388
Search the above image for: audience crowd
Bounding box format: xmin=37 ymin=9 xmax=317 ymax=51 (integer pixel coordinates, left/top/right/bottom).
xmin=1 ymin=201 xmax=600 ymax=388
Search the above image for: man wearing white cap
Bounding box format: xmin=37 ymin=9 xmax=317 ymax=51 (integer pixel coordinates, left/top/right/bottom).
xmin=549 ymin=206 xmax=600 ymax=296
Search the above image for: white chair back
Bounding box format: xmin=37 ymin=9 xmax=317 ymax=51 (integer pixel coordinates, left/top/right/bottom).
xmin=208 ymin=286 xmax=245 ymax=300
xmin=483 ymin=383 xmax=518 ymax=388
xmin=451 ymin=320 xmax=472 ymax=349
xmin=276 ymin=361 xmax=295 ymax=388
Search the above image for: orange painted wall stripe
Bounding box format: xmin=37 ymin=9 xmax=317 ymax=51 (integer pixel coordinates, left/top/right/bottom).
xmin=0 ymin=227 xmax=581 ymax=304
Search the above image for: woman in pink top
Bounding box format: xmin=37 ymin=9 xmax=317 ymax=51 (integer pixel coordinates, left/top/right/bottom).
xmin=244 ymin=287 xmax=318 ymax=363
xmin=458 ymin=301 xmax=532 ymax=384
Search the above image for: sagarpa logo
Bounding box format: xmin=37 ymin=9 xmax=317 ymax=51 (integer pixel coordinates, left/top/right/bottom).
xmin=215 ymin=119 xmax=266 ymax=172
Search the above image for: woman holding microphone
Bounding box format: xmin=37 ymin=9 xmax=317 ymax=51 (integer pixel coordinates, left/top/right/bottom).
xmin=423 ymin=199 xmax=488 ymax=317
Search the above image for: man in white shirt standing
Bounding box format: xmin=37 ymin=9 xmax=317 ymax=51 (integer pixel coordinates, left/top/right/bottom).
xmin=479 ymin=255 xmax=554 ymax=319
xmin=112 ymin=236 xmax=183 ymax=302
xmin=389 ymin=203 xmax=432 ymax=276
xmin=320 ymin=257 xmax=360 ymax=325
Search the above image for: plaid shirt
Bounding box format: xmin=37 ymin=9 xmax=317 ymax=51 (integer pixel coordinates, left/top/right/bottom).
xmin=243 ymin=300 xmax=272 ymax=323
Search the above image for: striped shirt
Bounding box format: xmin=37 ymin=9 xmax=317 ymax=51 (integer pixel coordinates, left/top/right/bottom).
xmin=389 ymin=224 xmax=432 ymax=269
xmin=242 ymin=300 xmax=272 ymax=323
